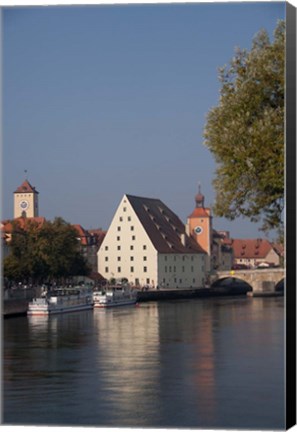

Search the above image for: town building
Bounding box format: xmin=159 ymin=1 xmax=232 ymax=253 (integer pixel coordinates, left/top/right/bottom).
xmin=4 ymin=178 xmax=106 ymax=276
xmin=229 ymin=238 xmax=281 ymax=268
xmin=14 ymin=179 xmax=39 ymax=219
xmin=98 ymin=194 xmax=207 ymax=288
xmin=186 ymin=186 xmax=233 ymax=272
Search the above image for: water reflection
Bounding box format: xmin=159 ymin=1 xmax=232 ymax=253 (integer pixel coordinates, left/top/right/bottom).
xmin=3 ymin=298 xmax=284 ymax=429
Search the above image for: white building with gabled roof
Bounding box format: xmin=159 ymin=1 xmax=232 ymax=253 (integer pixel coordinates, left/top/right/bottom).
xmin=98 ymin=194 xmax=207 ymax=289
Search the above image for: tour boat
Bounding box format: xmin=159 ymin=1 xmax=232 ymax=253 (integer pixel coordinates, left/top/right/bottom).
xmin=27 ymin=286 xmax=94 ymax=316
xmin=93 ymin=285 xmax=138 ymax=308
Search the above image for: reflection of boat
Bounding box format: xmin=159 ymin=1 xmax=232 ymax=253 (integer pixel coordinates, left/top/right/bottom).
xmin=27 ymin=287 xmax=94 ymax=316
xmin=93 ymin=285 xmax=137 ymax=308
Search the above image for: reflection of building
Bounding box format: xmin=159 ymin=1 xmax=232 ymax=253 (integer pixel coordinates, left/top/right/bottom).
xmin=98 ymin=194 xmax=206 ymax=288
xmin=93 ymin=305 xmax=161 ymax=423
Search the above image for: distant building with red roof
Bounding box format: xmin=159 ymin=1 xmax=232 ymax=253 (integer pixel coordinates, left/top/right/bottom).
xmin=230 ymin=238 xmax=281 ymax=268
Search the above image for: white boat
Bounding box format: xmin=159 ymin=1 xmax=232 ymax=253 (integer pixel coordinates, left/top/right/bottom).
xmin=27 ymin=286 xmax=94 ymax=316
xmin=93 ymin=285 xmax=138 ymax=308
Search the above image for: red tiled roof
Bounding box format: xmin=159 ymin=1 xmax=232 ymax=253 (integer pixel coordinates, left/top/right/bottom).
xmin=14 ymin=180 xmax=39 ymax=194
xmin=231 ymin=238 xmax=273 ymax=259
xmin=73 ymin=224 xmax=90 ymax=245
xmin=188 ymin=207 xmax=210 ymax=218
xmin=126 ymin=195 xmax=205 ymax=254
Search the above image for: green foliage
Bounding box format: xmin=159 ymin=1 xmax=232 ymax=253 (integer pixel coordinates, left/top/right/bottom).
xmin=203 ymin=20 xmax=284 ymax=233
xmin=3 ymin=217 xmax=90 ymax=284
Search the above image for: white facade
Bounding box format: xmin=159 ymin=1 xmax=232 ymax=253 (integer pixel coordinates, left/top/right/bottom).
xmin=98 ymin=195 xmax=206 ymax=288
xmin=98 ymin=195 xmax=158 ymax=286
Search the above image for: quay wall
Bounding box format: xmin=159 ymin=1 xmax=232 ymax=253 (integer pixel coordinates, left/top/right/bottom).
xmin=3 ymin=299 xmax=28 ymax=317
xmin=137 ymin=285 xmax=250 ymax=302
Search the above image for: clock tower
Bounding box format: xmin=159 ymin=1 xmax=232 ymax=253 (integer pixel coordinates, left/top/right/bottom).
xmin=14 ymin=179 xmax=39 ymax=219
xmin=186 ymin=185 xmax=212 ymax=272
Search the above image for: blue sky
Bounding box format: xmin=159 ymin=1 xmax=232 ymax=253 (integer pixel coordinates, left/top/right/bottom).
xmin=2 ymin=2 xmax=285 ymax=238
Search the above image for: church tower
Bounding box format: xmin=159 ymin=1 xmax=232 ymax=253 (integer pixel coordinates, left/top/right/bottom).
xmin=186 ymin=185 xmax=212 ymax=272
xmin=14 ymin=179 xmax=39 ymax=219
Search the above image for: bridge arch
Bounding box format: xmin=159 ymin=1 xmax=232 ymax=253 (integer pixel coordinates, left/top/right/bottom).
xmin=214 ymin=269 xmax=285 ymax=295
xmin=275 ymin=278 xmax=285 ymax=292
xmin=211 ymin=276 xmax=253 ymax=293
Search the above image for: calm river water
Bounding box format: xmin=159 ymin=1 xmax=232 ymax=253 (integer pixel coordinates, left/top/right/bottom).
xmin=3 ymin=296 xmax=284 ymax=429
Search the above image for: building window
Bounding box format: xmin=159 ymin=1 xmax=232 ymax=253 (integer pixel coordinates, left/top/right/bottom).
xmin=118 ymin=267 xmax=121 ymax=272
xmin=193 ymin=278 xmax=196 ymax=283
xmin=130 ymin=266 xmax=134 ymax=272
xmin=146 ymin=278 xmax=150 ymax=284
xmin=130 ymin=245 xmax=134 ymax=250
xmin=130 ymin=256 xmax=134 ymax=261
xmin=174 ymin=256 xmax=176 ymax=261
xmin=165 ymin=256 xmax=167 ymax=261
xmin=143 ymin=245 xmax=147 ymax=250
xmin=179 ymin=279 xmax=182 ymax=283
xmin=117 ymin=246 xmax=121 ymax=251
xmin=117 ymin=226 xmax=121 ymax=231
xmin=117 ymin=236 xmax=120 ymax=241
xmin=191 ymin=256 xmax=194 ymax=261
xmin=165 ymin=266 xmax=167 ymax=273
xmin=182 ymin=256 xmax=185 ymax=261
xmin=191 ymin=266 xmax=194 ymax=272
xmin=143 ymin=256 xmax=147 ymax=261
xmin=123 ymin=207 xmax=126 ymax=212
xmin=105 ymin=267 xmax=109 ymax=272
xmin=144 ymin=266 xmax=147 ymax=272
xmin=174 ymin=278 xmax=177 ymax=283
xmin=119 ymin=217 xmax=123 ymax=221
xmin=169 ymin=266 xmax=172 ymax=272
xmin=174 ymin=266 xmax=176 ymax=272
xmin=117 ymin=257 xmax=121 ymax=261
xmin=105 ymin=246 xmax=108 ymax=251
xmin=128 ymin=216 xmax=131 ymax=221
xmin=132 ymin=236 xmax=136 ymax=240
xmin=105 ymin=257 xmax=108 ymax=262
xmin=182 ymin=266 xmax=185 ymax=272
xmin=131 ymin=226 xmax=134 ymax=231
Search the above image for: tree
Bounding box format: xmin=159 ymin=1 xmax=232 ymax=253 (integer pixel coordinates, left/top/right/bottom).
xmin=3 ymin=217 xmax=90 ymax=284
xmin=203 ymin=20 xmax=284 ymax=235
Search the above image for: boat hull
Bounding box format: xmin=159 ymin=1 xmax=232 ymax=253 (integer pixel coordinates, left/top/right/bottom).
xmin=27 ymin=303 xmax=93 ymax=316
xmin=27 ymin=287 xmax=94 ymax=316
xmin=93 ymin=286 xmax=137 ymax=308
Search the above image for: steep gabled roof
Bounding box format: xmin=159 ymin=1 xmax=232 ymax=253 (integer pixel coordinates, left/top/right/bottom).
xmin=126 ymin=194 xmax=205 ymax=254
xmin=14 ymin=180 xmax=39 ymax=194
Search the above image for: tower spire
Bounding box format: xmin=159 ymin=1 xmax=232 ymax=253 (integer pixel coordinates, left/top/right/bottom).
xmin=195 ymin=182 xmax=205 ymax=208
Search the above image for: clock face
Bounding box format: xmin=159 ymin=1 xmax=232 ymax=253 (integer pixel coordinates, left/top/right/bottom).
xmin=20 ymin=200 xmax=29 ymax=210
xmin=194 ymin=226 xmax=203 ymax=235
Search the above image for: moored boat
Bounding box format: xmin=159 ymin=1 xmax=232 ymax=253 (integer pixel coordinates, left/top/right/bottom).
xmin=27 ymin=286 xmax=94 ymax=316
xmin=93 ymin=285 xmax=137 ymax=308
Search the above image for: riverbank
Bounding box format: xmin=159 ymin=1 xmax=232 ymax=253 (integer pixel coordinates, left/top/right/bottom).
xmin=3 ymin=285 xmax=253 ymax=317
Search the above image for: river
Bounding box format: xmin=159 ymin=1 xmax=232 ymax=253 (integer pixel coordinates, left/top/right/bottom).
xmin=3 ymin=296 xmax=284 ymax=429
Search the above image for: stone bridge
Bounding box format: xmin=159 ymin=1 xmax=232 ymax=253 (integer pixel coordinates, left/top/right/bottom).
xmin=212 ymin=268 xmax=285 ymax=295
